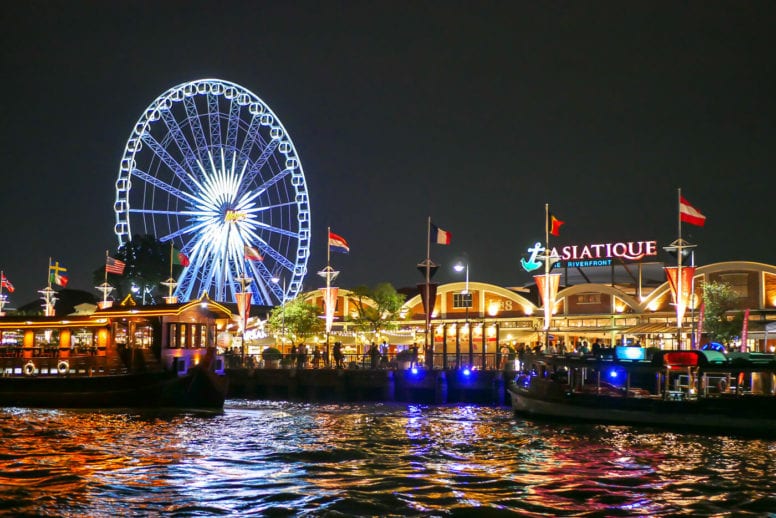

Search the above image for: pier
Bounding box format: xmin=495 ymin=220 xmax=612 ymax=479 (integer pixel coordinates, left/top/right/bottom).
xmin=226 ymin=366 xmax=508 ymax=405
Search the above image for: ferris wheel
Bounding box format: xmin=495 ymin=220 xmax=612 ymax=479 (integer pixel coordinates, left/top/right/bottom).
xmin=114 ymin=79 xmax=310 ymax=304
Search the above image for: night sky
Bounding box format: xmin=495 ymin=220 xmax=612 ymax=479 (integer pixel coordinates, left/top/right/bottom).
xmin=1 ymin=2 xmax=775 ymax=306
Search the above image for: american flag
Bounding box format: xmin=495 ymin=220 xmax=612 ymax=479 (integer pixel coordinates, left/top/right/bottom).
xmin=106 ymin=256 xmax=126 ymax=275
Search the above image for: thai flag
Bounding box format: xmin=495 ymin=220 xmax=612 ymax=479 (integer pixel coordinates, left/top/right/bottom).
xmin=328 ymin=231 xmax=350 ymax=254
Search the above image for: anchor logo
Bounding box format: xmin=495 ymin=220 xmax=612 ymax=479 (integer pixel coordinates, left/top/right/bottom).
xmin=520 ymin=242 xmax=544 ymax=272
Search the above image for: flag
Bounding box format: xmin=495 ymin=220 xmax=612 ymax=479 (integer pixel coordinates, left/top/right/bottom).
xmin=1 ymin=274 xmax=14 ymax=293
xmin=549 ymin=212 xmax=565 ymax=237
xmin=172 ymin=248 xmax=190 ymax=267
xmin=49 ymin=261 xmax=69 ymax=287
xmin=679 ymin=195 xmax=706 ymax=227
xmin=106 ymin=256 xmax=126 ymax=275
xmin=244 ymin=244 xmax=263 ymax=261
xmin=328 ymin=231 xmax=350 ymax=254
xmin=431 ymin=224 xmax=451 ymax=245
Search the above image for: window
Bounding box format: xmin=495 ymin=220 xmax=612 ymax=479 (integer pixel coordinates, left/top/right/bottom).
xmin=169 ymin=324 xmax=178 ymax=348
xmin=453 ymin=292 xmax=473 ymax=309
xmin=720 ymin=273 xmax=748 ymax=298
xmin=577 ymin=294 xmax=601 ymax=304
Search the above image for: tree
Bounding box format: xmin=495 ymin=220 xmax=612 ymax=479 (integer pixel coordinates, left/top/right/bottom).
xmin=92 ymin=235 xmax=184 ymax=304
xmin=347 ymin=283 xmax=406 ymax=342
xmin=701 ymin=280 xmax=744 ymax=345
xmin=266 ymin=295 xmax=323 ymax=348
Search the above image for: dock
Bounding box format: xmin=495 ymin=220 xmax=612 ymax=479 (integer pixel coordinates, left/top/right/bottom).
xmin=226 ymin=367 xmax=509 ymax=405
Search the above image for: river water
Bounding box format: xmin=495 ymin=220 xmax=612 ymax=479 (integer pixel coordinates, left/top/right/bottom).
xmin=1 ymin=401 xmax=775 ymax=517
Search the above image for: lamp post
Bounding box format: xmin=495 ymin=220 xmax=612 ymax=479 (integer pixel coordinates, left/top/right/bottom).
xmin=454 ymin=261 xmax=473 ymax=368
xmin=454 ymin=262 xmax=469 ymax=294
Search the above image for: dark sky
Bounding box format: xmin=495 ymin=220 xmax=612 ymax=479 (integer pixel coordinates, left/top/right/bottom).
xmin=1 ymin=1 xmax=775 ymax=305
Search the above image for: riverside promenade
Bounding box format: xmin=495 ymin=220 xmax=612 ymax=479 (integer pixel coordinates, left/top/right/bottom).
xmin=226 ymin=366 xmax=509 ymax=405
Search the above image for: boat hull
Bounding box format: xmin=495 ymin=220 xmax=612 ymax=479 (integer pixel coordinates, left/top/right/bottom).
xmin=0 ymin=367 xmax=227 ymax=409
xmin=508 ymin=379 xmax=776 ymax=436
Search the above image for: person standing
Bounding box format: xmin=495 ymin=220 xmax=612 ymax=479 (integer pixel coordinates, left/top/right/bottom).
xmin=312 ymin=345 xmax=322 ymax=368
xmin=333 ymin=341 xmax=344 ymax=369
xmin=369 ymin=342 xmax=380 ymax=369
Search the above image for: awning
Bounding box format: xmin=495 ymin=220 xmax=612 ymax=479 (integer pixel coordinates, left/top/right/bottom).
xmin=625 ymin=322 xmax=676 ymax=334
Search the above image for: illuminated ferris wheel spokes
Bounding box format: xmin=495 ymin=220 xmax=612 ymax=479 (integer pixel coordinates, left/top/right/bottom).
xmin=114 ymin=78 xmax=310 ymax=304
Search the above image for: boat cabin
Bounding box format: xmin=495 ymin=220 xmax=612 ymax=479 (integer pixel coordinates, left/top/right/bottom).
xmin=0 ymin=293 xmax=231 ymax=377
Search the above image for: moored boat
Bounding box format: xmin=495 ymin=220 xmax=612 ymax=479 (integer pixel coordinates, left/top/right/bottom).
xmin=508 ymin=346 xmax=776 ymax=435
xmin=0 ymin=294 xmax=229 ymax=409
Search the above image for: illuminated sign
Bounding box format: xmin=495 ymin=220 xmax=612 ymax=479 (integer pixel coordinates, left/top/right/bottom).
xmin=521 ymin=240 xmax=658 ymax=272
xmin=520 ymin=242 xmax=545 ymax=272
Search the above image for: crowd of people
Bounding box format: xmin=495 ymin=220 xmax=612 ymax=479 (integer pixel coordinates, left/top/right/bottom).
xmin=227 ymin=341 xmax=421 ymax=370
xmin=226 ymin=338 xmax=641 ymax=371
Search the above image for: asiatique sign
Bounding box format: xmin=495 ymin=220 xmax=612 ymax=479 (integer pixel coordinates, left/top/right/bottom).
xmin=521 ymin=240 xmax=658 ymax=273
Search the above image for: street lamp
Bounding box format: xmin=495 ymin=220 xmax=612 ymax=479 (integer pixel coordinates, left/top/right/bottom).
xmin=453 ymin=262 xmax=469 ymax=293
xmin=453 ymin=261 xmax=473 ymax=369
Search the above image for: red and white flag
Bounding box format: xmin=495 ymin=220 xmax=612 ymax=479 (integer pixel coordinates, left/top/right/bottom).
xmin=0 ymin=273 xmax=14 ymax=293
xmin=679 ymin=196 xmax=706 ymax=227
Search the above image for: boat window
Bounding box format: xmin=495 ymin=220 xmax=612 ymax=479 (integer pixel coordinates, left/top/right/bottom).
xmin=169 ymin=324 xmax=178 ymax=348
xmin=114 ymin=324 xmax=128 ymax=346
xmin=180 ymin=324 xmax=188 ymax=348
xmin=72 ymin=329 xmax=95 ymax=353
xmin=134 ymin=325 xmax=154 ymax=349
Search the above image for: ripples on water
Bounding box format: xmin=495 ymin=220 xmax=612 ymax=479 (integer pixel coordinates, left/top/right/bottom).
xmin=1 ymin=402 xmax=775 ymax=516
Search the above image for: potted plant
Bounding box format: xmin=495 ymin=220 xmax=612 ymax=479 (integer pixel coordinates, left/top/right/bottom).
xmin=261 ymin=347 xmax=282 ymax=368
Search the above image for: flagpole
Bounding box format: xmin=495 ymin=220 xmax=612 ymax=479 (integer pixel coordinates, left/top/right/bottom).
xmin=161 ymin=242 xmax=179 ymax=303
xmin=42 ymin=257 xmax=56 ymax=316
xmin=318 ymin=227 xmax=341 ymax=362
xmin=0 ymin=270 xmax=5 ymax=316
xmin=326 ymin=226 xmax=332 ymax=353
xmin=425 ymin=216 xmax=431 ymax=365
xmin=677 ymin=187 xmax=683 ymax=348
xmin=102 ymin=250 xmax=110 ymax=306
xmin=544 ymin=204 xmax=550 ymax=351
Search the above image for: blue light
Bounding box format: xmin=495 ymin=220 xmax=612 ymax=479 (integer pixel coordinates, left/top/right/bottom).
xmin=609 ymin=369 xmax=618 ymax=379
xmin=463 ymin=368 xmax=471 ymax=376
xmin=411 ymin=367 xmax=418 ymax=375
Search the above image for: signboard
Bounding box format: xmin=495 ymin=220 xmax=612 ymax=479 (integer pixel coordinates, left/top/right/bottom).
xmin=521 ymin=240 xmax=658 ymax=273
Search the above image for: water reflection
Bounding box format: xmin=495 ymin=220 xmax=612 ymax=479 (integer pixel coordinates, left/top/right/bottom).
xmin=1 ymin=403 xmax=775 ymax=516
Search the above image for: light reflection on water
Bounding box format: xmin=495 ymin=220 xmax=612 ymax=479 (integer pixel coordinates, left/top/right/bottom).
xmin=0 ymin=402 xmax=775 ymax=516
